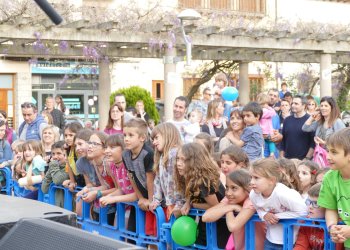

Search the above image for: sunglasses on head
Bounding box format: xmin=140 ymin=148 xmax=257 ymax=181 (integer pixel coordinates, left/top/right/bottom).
xmin=21 ymin=102 xmax=37 ymax=109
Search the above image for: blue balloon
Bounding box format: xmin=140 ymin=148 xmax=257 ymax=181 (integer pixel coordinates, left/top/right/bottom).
xmin=221 ymin=87 xmax=239 ymax=101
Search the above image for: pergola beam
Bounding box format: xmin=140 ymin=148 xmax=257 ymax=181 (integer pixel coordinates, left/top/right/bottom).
xmin=3 ymin=43 xmax=350 ymax=64
xmin=1 ymin=23 xmax=350 ymax=64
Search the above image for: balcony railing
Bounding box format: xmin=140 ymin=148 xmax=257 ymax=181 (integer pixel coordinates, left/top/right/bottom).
xmin=178 ymin=0 xmax=266 ymax=14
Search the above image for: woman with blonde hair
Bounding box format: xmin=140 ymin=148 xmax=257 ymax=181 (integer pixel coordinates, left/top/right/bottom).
xmin=306 ymin=96 xmax=318 ymax=115
xmin=41 ymin=125 xmax=60 ymax=164
xmin=41 ymin=110 xmax=54 ymax=125
xmin=201 ymin=98 xmax=227 ymax=145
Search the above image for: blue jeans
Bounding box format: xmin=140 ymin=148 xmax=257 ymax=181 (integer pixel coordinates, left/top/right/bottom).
xmin=264 ymin=239 xmax=283 ymax=250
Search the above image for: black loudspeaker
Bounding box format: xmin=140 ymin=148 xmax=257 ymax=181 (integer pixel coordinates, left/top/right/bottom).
xmin=0 ymin=218 xmax=145 ymax=250
xmin=0 ymin=195 xmax=76 ymax=239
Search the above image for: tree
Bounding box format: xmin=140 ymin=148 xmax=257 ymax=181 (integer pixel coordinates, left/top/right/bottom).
xmin=333 ymin=65 xmax=350 ymax=111
xmin=110 ymin=86 xmax=160 ymax=124
xmin=186 ymin=60 xmax=239 ymax=102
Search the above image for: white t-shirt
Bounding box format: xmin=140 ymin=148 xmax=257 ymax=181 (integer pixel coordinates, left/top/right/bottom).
xmin=167 ymin=119 xmax=191 ymax=142
xmin=183 ymin=122 xmax=200 ymax=144
xmin=249 ymin=183 xmax=307 ymax=244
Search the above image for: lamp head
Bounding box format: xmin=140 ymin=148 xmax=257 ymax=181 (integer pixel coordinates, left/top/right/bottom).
xmin=177 ymin=9 xmax=201 ymax=21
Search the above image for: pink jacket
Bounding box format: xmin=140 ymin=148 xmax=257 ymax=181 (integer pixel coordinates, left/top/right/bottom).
xmin=259 ymin=106 xmax=276 ymax=135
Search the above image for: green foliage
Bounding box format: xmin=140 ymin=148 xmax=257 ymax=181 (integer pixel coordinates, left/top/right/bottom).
xmin=110 ymin=86 xmax=160 ymax=124
xmin=333 ymin=65 xmax=350 ymax=112
xmin=337 ymin=82 xmax=350 ymax=112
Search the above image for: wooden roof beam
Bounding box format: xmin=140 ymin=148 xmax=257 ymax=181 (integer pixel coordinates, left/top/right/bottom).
xmin=61 ymin=20 xmax=90 ymax=29
xmin=196 ymin=26 xmax=220 ymax=36
xmin=86 ymin=21 xmax=118 ymax=31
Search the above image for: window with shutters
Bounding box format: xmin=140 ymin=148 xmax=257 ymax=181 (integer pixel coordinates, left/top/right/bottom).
xmin=178 ymin=0 xmax=202 ymax=8
xmin=210 ymin=0 xmax=230 ymax=9
xmin=239 ymin=0 xmax=265 ymax=13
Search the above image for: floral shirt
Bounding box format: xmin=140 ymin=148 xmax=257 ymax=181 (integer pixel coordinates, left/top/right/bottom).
xmin=110 ymin=161 xmax=134 ymax=195
xmin=153 ymin=147 xmax=178 ymax=206
xmin=93 ymin=161 xmax=116 ymax=213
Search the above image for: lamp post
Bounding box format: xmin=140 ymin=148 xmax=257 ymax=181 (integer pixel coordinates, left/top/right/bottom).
xmin=177 ymin=9 xmax=201 ymax=66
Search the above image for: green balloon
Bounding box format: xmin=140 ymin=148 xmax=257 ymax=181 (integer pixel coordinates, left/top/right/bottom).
xmin=171 ymin=216 xmax=198 ymax=246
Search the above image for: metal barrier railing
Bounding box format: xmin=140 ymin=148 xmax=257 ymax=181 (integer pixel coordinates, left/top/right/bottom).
xmin=3 ymin=179 xmax=338 ymax=250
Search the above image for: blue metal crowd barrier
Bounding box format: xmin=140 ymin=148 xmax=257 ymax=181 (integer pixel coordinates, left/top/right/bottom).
xmin=280 ymin=217 xmax=335 ymax=250
xmin=0 ymin=167 xmax=12 ymax=195
xmin=2 ymin=181 xmax=340 ymax=250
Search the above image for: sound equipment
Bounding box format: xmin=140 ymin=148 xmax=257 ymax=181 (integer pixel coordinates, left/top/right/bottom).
xmin=34 ymin=0 xmax=63 ymax=25
xmin=0 ymin=218 xmax=144 ymax=250
xmin=0 ymin=195 xmax=76 ymax=239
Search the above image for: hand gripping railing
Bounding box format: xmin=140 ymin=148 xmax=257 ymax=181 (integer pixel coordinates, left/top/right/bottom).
xmin=3 ymin=183 xmax=339 ymax=250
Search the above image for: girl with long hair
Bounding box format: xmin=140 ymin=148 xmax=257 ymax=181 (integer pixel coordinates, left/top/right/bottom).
xmin=174 ymin=142 xmax=228 ymax=248
xmin=249 ymin=158 xmax=307 ymax=249
xmin=149 ymin=123 xmax=182 ymax=220
xmin=202 ymin=99 xmax=227 ymax=144
xmin=203 ymin=169 xmax=265 ymax=250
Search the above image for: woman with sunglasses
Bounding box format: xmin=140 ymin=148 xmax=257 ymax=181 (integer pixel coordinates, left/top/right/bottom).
xmin=302 ymin=96 xmax=345 ymax=147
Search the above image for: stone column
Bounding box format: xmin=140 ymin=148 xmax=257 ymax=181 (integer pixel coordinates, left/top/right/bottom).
xmin=98 ymin=60 xmax=111 ymax=130
xmin=320 ymin=53 xmax=332 ymax=98
xmin=163 ymin=48 xmax=180 ymax=122
xmin=16 ymin=72 xmax=32 ymax=128
xmin=239 ymin=62 xmax=250 ymax=106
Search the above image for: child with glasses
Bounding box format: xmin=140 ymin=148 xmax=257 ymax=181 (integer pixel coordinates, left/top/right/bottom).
xmin=294 ymin=183 xmax=344 ymax=250
xmin=81 ymin=131 xmax=117 ymax=226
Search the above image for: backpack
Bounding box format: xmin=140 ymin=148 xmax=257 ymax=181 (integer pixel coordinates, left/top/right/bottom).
xmin=313 ymin=144 xmax=329 ymax=168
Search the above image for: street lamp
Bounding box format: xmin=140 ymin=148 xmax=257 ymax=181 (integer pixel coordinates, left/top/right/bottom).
xmin=177 ymin=9 xmax=201 ymax=66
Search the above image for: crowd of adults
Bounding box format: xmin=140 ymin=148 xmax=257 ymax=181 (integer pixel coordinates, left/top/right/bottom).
xmin=0 ymin=76 xmax=349 ymax=249
xmin=0 ymin=75 xmax=346 ymax=177
xmin=0 ymin=77 xmax=347 ymax=175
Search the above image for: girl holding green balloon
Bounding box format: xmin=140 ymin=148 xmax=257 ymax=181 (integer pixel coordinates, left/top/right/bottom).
xmin=173 ymin=143 xmax=229 ymax=248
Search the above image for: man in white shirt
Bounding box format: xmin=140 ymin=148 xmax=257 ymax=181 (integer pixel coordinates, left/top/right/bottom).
xmin=167 ymin=96 xmax=191 ymax=142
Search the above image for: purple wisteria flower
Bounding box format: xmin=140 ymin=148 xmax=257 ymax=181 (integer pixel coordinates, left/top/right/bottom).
xmin=59 ymin=41 xmax=69 ymax=53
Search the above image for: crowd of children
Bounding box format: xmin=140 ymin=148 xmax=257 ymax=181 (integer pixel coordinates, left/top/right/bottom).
xmin=1 ymin=99 xmax=350 ymax=249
